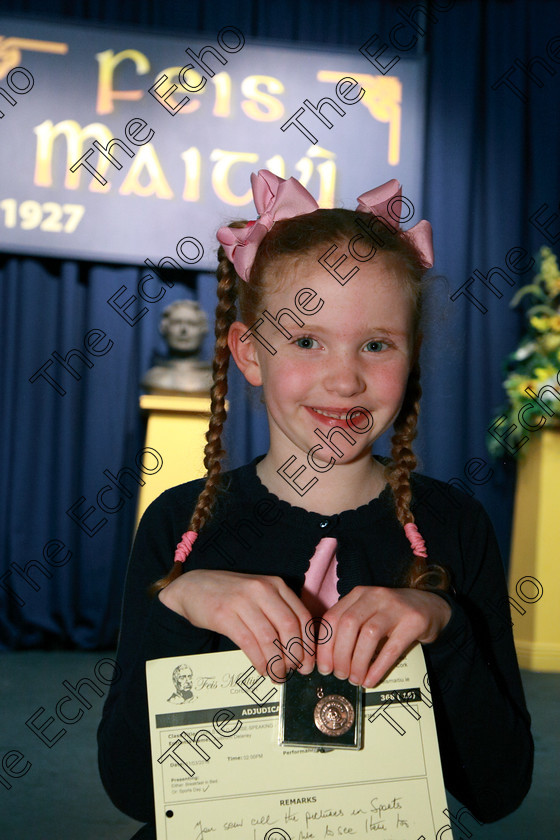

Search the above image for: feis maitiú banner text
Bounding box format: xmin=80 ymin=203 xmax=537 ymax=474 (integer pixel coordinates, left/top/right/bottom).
xmin=0 ymin=18 xmax=425 ymax=268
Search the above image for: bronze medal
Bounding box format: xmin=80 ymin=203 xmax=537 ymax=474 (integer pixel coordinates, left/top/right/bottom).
xmin=313 ymin=693 xmax=354 ymax=736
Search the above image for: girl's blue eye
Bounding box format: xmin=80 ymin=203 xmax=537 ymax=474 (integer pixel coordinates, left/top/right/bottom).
xmin=365 ymin=340 xmax=388 ymax=352
xmin=295 ymin=336 xmax=319 ymax=349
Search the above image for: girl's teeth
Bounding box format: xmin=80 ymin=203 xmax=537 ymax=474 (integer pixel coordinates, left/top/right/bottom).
xmin=313 ymin=408 xmax=344 ymax=419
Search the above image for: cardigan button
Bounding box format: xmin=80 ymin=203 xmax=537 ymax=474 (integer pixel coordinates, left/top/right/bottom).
xmin=319 ymin=519 xmax=330 ymax=528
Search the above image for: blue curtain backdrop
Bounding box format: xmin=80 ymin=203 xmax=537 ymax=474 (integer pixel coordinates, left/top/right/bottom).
xmin=1 ymin=0 xmax=558 ymax=649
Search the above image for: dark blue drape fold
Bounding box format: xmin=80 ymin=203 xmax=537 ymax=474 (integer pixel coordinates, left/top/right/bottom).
xmin=1 ymin=0 xmax=559 ymax=649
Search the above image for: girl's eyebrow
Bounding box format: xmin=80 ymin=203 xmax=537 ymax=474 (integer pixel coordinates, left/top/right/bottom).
xmin=292 ymin=323 xmax=408 ymax=338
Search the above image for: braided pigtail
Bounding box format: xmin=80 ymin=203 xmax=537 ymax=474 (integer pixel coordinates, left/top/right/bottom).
xmin=385 ymin=359 xmax=450 ymax=592
xmin=149 ymin=225 xmax=244 ymax=597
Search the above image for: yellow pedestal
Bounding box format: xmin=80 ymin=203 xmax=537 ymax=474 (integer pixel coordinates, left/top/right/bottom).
xmin=508 ymin=428 xmax=560 ymax=672
xmin=135 ymin=394 xmax=212 ymax=530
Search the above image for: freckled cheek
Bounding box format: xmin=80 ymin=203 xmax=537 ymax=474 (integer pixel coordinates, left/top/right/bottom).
xmin=369 ymin=364 xmax=409 ymax=408
xmin=262 ymin=360 xmax=314 ymax=408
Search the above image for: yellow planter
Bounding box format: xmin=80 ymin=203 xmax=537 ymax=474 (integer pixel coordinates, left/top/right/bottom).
xmin=508 ymin=428 xmax=560 ymax=671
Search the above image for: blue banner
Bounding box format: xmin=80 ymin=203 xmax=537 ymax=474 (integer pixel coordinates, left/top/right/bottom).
xmin=0 ymin=17 xmax=425 ymax=268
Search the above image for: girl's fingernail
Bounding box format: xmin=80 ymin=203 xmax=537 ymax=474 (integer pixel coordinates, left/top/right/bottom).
xmin=317 ymin=665 xmax=330 ymax=675
xmin=334 ymin=671 xmax=347 ymax=680
xmin=349 ymin=674 xmax=359 ymax=685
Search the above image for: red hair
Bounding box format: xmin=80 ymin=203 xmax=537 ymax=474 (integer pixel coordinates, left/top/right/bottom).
xmin=149 ymin=210 xmax=450 ymax=596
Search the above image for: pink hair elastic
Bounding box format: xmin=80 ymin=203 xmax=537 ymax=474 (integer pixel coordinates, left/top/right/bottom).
xmin=404 ymin=522 xmax=428 ymax=558
xmin=173 ymin=530 xmax=198 ymax=564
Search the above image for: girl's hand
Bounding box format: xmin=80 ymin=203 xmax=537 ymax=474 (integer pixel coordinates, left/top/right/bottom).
xmin=158 ymin=569 xmax=315 ymax=680
xmin=317 ymin=586 xmax=452 ymax=688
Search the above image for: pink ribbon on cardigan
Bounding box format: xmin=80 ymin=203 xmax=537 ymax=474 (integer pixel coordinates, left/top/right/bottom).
xmin=300 ymin=537 xmax=339 ymax=615
xmin=301 ymin=523 xmax=428 ymax=615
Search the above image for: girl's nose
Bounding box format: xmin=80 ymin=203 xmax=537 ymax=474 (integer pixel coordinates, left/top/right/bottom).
xmin=323 ymin=355 xmax=365 ymax=397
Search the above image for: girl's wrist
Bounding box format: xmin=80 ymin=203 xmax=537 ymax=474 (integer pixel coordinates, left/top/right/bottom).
xmin=158 ymin=580 xmax=185 ymax=618
xmin=419 ymin=592 xmax=452 ymax=644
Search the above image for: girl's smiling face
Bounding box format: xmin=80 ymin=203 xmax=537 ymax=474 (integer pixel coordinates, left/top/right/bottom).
xmin=229 ymin=251 xmax=417 ymax=470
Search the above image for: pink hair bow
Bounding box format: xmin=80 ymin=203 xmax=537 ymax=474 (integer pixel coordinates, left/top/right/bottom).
xmin=217 ymin=170 xmax=319 ymax=281
xmin=356 ymin=179 xmax=434 ymax=268
xmin=217 ymin=171 xmax=434 ymax=280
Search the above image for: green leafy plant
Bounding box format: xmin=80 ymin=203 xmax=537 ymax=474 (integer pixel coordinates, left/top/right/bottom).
xmin=487 ymin=246 xmax=560 ymax=458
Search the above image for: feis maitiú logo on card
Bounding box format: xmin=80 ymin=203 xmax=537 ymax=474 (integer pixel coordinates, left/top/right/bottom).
xmin=166 ymin=663 xmax=196 ymax=705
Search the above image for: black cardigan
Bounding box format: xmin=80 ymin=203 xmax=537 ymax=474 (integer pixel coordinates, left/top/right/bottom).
xmin=97 ymin=456 xmax=533 ymax=837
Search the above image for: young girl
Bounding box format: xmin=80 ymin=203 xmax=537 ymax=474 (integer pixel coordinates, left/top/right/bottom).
xmin=97 ymin=171 xmax=533 ymax=839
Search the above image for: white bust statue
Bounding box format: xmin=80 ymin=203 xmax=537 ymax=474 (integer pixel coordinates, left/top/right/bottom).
xmin=141 ymin=300 xmax=213 ymax=395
